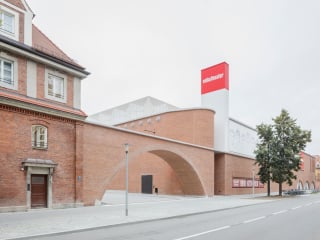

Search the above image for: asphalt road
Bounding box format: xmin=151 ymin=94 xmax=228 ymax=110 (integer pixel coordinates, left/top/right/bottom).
xmin=22 ymin=194 xmax=320 ymax=240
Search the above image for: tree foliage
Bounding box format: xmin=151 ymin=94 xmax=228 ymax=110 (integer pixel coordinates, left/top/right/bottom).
xmin=254 ymin=109 xmax=311 ymax=196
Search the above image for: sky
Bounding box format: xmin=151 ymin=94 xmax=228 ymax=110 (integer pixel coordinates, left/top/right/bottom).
xmin=26 ymin=0 xmax=320 ymax=155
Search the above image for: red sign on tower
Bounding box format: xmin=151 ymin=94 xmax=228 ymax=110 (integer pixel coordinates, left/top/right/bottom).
xmin=201 ymin=62 xmax=229 ymax=94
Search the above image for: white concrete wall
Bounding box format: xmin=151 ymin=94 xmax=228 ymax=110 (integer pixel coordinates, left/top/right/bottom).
xmin=201 ymin=89 xmax=229 ymax=151
xmin=27 ymin=60 xmax=37 ymax=98
xmin=228 ymin=118 xmax=258 ymax=158
xmin=73 ymin=77 xmax=81 ymax=109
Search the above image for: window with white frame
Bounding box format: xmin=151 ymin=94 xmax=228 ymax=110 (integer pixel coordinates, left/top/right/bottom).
xmin=48 ymin=74 xmax=64 ymax=99
xmin=0 ymin=53 xmax=17 ymax=90
xmin=45 ymin=69 xmax=67 ymax=103
xmin=32 ymin=125 xmax=48 ymax=149
xmin=0 ymin=58 xmax=13 ymax=85
xmin=0 ymin=10 xmax=14 ymax=34
xmin=0 ymin=6 xmax=19 ymax=41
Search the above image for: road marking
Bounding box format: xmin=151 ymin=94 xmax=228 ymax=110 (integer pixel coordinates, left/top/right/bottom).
xmin=173 ymin=200 xmax=313 ymax=240
xmin=291 ymin=205 xmax=302 ymax=210
xmin=243 ymin=216 xmax=266 ymax=224
xmin=173 ymin=226 xmax=231 ymax=240
xmin=272 ymin=210 xmax=288 ymax=215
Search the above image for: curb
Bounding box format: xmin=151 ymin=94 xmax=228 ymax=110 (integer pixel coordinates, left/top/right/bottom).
xmin=7 ymin=201 xmax=272 ymax=240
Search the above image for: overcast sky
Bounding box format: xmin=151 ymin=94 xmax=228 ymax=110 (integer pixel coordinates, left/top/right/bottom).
xmin=27 ymin=0 xmax=320 ymax=155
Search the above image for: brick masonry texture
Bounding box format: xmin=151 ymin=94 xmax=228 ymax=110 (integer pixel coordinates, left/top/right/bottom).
xmin=81 ymin=120 xmax=215 ymax=205
xmin=0 ymin=103 xmax=317 ymax=209
xmin=0 ymin=107 xmax=77 ymax=207
xmin=117 ymin=109 xmax=214 ymax=148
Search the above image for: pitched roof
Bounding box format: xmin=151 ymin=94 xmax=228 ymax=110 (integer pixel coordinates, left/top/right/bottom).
xmin=0 ymin=1 xmax=85 ymax=71
xmin=32 ymin=24 xmax=83 ymax=68
xmin=4 ymin=0 xmax=26 ymax=10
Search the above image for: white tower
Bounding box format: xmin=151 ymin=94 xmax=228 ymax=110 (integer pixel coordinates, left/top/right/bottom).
xmin=201 ymin=62 xmax=229 ymax=152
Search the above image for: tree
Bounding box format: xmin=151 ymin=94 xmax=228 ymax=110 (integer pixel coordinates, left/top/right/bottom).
xmin=254 ymin=124 xmax=273 ymax=196
xmin=255 ymin=109 xmax=311 ymax=196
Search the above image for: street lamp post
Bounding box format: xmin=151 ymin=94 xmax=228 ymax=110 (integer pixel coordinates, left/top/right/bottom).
xmin=252 ymin=169 xmax=255 ymax=197
xmin=125 ymin=143 xmax=129 ymax=216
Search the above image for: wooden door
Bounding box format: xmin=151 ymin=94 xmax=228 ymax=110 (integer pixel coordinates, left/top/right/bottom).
xmin=31 ymin=174 xmax=47 ymax=208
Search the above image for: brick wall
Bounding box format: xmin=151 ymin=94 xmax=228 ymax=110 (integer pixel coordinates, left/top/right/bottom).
xmin=117 ymin=109 xmax=214 ymax=148
xmin=1 ymin=104 xmax=317 ymax=209
xmin=215 ymin=153 xmax=318 ymax=195
xmin=36 ymin=64 xmax=45 ymax=99
xmin=108 ymin=152 xmax=183 ymax=195
xmin=18 ymin=57 xmax=27 ymax=94
xmin=18 ymin=11 xmax=24 ymax=43
xmin=81 ymin=122 xmax=215 ymax=205
xmin=0 ymin=106 xmax=77 ymax=207
xmin=297 ymin=152 xmax=317 ymax=190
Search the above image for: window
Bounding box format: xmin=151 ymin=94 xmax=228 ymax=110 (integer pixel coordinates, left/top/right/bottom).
xmin=45 ymin=70 xmax=67 ymax=103
xmin=0 ymin=7 xmax=19 ymax=41
xmin=48 ymin=74 xmax=64 ymax=99
xmin=32 ymin=125 xmax=48 ymax=149
xmin=0 ymin=10 xmax=14 ymax=33
xmin=0 ymin=54 xmax=17 ymax=89
xmin=0 ymin=58 xmax=13 ymax=85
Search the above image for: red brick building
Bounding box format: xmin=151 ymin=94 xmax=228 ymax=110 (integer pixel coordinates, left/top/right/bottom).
xmin=0 ymin=0 xmax=317 ymax=212
xmin=0 ymin=0 xmax=89 ymax=211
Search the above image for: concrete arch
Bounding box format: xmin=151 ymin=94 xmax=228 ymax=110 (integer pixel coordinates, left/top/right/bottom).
xmin=304 ymin=181 xmax=310 ymax=190
xmin=104 ymin=147 xmax=205 ymax=196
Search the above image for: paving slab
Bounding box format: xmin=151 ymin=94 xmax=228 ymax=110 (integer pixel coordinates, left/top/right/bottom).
xmin=0 ymin=191 xmax=275 ymax=240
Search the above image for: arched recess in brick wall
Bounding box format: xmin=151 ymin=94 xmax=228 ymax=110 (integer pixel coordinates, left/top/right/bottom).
xmin=149 ymin=149 xmax=205 ymax=195
xmin=103 ymin=149 xmax=205 ymax=196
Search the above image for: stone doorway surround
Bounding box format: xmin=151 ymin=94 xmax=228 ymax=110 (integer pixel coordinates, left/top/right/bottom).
xmin=22 ymin=159 xmax=57 ymax=209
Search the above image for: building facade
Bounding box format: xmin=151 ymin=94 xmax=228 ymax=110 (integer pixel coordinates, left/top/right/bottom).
xmin=0 ymin=0 xmax=89 ymax=211
xmin=0 ymin=0 xmax=317 ymax=212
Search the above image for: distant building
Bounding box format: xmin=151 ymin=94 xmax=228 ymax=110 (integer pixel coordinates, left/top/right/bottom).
xmin=315 ymin=156 xmax=320 ymax=187
xmin=88 ymin=96 xmax=178 ymax=125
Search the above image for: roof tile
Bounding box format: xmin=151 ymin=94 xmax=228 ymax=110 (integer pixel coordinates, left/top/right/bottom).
xmin=32 ymin=24 xmax=83 ymax=68
xmin=3 ymin=0 xmax=26 ymax=10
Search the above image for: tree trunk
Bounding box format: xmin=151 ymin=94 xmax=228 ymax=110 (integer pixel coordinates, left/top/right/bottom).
xmin=279 ymin=183 xmax=282 ymax=196
xmin=267 ymin=179 xmax=270 ymax=196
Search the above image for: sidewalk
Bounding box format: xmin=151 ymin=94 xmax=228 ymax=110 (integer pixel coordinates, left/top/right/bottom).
xmin=0 ymin=191 xmax=276 ymax=240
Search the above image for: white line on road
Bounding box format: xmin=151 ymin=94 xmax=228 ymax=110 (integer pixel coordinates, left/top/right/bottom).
xmin=243 ymin=216 xmax=266 ymax=224
xmin=173 ymin=225 xmax=231 ymax=240
xmin=291 ymin=205 xmax=302 ymax=210
xmin=272 ymin=210 xmax=288 ymax=215
xmin=305 ymin=203 xmax=312 ymax=206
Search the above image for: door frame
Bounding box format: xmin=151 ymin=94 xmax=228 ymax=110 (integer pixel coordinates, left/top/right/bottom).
xmin=22 ymin=159 xmax=57 ymax=209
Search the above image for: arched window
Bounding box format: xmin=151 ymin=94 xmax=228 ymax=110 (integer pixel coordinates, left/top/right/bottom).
xmin=32 ymin=125 xmax=48 ymax=149
xmin=297 ymin=181 xmax=303 ymax=190
xmin=310 ymin=182 xmax=315 ymax=190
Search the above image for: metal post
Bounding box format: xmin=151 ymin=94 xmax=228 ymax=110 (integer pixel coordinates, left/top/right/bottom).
xmin=252 ymin=169 xmax=255 ymax=197
xmin=125 ymin=143 xmax=129 ymax=216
